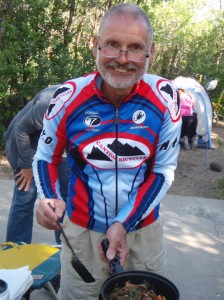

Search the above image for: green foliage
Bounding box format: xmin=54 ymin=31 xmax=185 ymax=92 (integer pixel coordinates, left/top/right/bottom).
xmin=213 ymin=177 xmax=224 ymax=199
xmin=0 ymin=0 xmax=223 ymax=149
xmin=218 ymin=178 xmax=224 ymax=189
xmin=216 ymin=137 xmax=224 ymax=147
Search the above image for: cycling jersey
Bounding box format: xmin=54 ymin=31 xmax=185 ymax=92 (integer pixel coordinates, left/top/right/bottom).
xmin=33 ymin=71 xmax=181 ymax=233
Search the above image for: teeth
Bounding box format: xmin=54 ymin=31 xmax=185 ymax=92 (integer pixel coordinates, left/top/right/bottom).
xmin=114 ymin=68 xmax=128 ymax=73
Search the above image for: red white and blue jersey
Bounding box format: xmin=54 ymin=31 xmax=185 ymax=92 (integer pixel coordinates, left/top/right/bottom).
xmin=33 ymin=71 xmax=181 ymax=233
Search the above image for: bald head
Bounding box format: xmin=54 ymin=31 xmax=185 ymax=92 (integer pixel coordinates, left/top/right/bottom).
xmin=98 ymin=3 xmax=153 ymax=49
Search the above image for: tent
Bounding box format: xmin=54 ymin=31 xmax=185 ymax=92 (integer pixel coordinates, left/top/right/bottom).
xmin=173 ymin=76 xmax=213 ymax=148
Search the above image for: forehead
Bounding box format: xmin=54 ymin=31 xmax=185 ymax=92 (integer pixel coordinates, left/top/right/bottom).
xmin=100 ymin=14 xmax=149 ymax=45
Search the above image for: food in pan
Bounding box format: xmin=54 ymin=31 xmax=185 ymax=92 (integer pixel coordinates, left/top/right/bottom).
xmin=107 ymin=280 xmax=167 ymax=300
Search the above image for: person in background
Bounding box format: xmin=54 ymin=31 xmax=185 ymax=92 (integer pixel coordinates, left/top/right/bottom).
xmin=33 ymin=3 xmax=182 ymax=299
xmin=179 ymin=88 xmax=198 ymax=149
xmin=4 ymin=85 xmax=68 ymax=244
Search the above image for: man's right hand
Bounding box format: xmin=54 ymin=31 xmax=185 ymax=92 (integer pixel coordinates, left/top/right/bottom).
xmin=36 ymin=199 xmax=66 ymax=230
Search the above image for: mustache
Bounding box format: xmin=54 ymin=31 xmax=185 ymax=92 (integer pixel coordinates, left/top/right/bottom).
xmin=106 ymin=61 xmax=137 ymax=71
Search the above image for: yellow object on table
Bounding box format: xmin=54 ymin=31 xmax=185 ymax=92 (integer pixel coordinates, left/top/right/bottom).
xmin=0 ymin=243 xmax=59 ymax=270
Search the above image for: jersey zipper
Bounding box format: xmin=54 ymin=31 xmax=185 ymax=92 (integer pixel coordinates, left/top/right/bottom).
xmin=115 ymin=108 xmax=119 ymax=216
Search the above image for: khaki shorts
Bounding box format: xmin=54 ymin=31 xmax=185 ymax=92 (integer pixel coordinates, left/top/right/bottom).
xmin=57 ymin=217 xmax=166 ymax=300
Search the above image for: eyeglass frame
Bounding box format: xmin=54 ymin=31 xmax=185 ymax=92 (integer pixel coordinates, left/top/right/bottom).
xmin=97 ymin=38 xmax=151 ymax=62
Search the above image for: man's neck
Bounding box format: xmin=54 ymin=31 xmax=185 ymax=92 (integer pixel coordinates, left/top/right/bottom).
xmin=101 ymin=81 xmax=133 ymax=108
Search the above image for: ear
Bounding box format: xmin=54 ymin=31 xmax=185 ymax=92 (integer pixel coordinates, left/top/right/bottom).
xmin=148 ymin=41 xmax=155 ymax=64
xmin=92 ymin=35 xmax=99 ymax=59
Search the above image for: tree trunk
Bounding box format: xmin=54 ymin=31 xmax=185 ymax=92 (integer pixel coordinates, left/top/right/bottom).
xmin=64 ymin=0 xmax=76 ymax=47
xmin=0 ymin=0 xmax=9 ymax=46
xmin=168 ymin=44 xmax=179 ymax=76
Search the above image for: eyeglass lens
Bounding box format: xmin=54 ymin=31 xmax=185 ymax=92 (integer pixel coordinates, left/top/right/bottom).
xmin=99 ymin=46 xmax=149 ymax=62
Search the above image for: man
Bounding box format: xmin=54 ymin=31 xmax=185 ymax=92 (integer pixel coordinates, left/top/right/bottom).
xmin=4 ymin=85 xmax=68 ymax=244
xmin=33 ymin=3 xmax=181 ymax=299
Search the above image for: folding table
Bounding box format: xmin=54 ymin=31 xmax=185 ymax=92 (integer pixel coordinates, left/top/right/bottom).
xmin=0 ymin=243 xmax=61 ymax=300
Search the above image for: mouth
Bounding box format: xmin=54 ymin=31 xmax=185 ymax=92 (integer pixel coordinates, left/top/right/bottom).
xmin=106 ymin=62 xmax=137 ymax=74
xmin=114 ymin=67 xmax=131 ymax=73
xmin=109 ymin=66 xmax=136 ymax=74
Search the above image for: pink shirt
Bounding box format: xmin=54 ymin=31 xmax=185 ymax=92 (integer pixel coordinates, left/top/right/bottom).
xmin=179 ymin=91 xmax=194 ymax=116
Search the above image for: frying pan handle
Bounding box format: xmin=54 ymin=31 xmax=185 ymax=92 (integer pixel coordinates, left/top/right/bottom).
xmin=101 ymin=238 xmax=110 ymax=256
xmin=101 ymin=238 xmax=124 ymax=274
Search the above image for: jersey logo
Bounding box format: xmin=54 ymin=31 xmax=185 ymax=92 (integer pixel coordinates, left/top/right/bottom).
xmin=132 ymin=110 xmax=146 ymax=124
xmin=81 ymin=138 xmax=151 ymax=169
xmin=157 ymin=79 xmax=181 ymax=122
xmin=45 ymin=83 xmax=75 ymax=120
xmin=160 ymin=83 xmax=173 ymax=99
xmin=83 ymin=116 xmax=101 ymax=127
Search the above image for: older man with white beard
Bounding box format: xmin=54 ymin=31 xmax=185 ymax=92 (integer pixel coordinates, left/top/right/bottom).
xmin=32 ymin=3 xmax=182 ymax=299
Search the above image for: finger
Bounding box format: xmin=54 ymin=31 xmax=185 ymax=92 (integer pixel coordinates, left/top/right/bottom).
xmin=106 ymin=241 xmax=117 ymax=260
xmin=116 ymin=243 xmax=129 ymax=266
xmin=36 ymin=205 xmax=58 ymax=230
xmin=14 ymin=172 xmax=22 ymax=178
xmin=54 ymin=202 xmax=65 ymax=219
xmin=97 ymin=242 xmax=108 ymax=263
xmin=15 ymin=176 xmax=23 ymax=185
xmin=17 ymin=178 xmax=27 ymax=191
xmin=97 ymin=242 xmax=110 ymax=271
xmin=47 ymin=200 xmax=66 ymax=220
xmin=116 ymin=249 xmax=127 ymax=266
xmin=36 ymin=215 xmax=57 ymax=230
xmin=44 ymin=201 xmax=61 ymax=221
xmin=24 ymin=180 xmax=31 ymax=191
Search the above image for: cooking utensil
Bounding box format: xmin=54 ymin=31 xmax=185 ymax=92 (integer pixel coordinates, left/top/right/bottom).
xmin=48 ymin=202 xmax=95 ymax=283
xmin=99 ymin=238 xmax=179 ymax=300
xmin=101 ymin=238 xmax=124 ymax=274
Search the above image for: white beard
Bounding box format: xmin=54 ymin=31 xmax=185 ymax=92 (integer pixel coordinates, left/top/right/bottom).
xmin=96 ymin=54 xmax=149 ymax=89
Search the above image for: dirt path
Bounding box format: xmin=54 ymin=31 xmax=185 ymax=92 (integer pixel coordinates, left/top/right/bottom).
xmin=168 ymin=121 xmax=224 ymax=199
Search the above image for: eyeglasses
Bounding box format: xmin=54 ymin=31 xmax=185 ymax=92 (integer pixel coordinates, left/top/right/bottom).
xmin=98 ymin=45 xmax=150 ymax=62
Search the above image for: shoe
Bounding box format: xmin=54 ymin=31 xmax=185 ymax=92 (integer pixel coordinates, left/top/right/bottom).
xmin=183 ymin=136 xmax=190 ymax=150
xmin=191 ymin=135 xmax=198 ymax=149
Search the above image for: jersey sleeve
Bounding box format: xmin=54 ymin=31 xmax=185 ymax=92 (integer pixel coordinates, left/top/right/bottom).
xmin=32 ymin=87 xmax=68 ymax=200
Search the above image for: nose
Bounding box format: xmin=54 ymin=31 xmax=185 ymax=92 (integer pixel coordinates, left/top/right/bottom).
xmin=116 ymin=50 xmax=129 ymax=63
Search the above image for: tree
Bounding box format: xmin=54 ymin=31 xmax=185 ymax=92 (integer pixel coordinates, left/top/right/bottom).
xmin=0 ymin=0 xmax=223 ymax=149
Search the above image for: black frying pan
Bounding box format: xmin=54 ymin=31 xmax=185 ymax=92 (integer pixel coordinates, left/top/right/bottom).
xmin=99 ymin=239 xmax=179 ymax=300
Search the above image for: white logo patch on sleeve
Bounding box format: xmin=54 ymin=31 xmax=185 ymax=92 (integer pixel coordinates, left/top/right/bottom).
xmin=157 ymin=79 xmax=181 ymax=122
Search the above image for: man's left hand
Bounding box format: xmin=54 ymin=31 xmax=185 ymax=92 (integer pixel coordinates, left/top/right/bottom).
xmin=98 ymin=222 xmax=128 ymax=267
